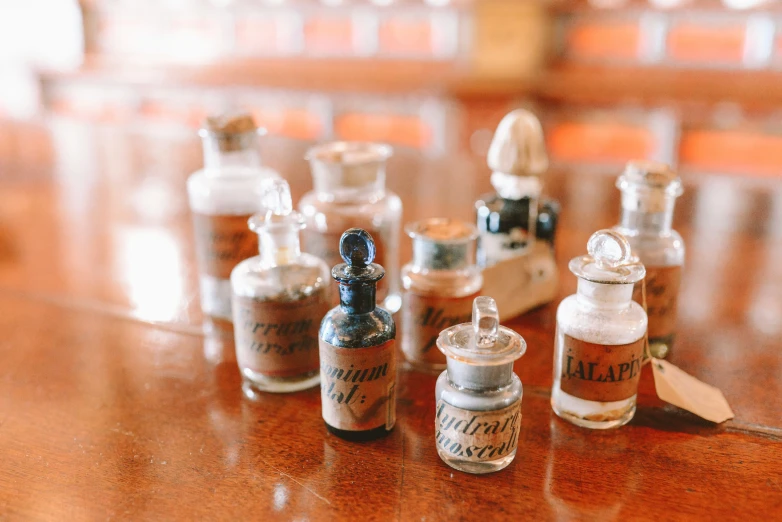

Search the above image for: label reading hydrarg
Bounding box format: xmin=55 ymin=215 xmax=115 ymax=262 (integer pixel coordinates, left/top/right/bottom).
xmin=402 ymin=292 xmax=477 ymax=365
xmin=193 ymin=213 xmax=258 ymax=279
xmin=435 ymin=401 xmax=521 ymax=462
xmin=560 ymin=335 xmax=645 ymax=402
xmin=633 ymin=265 xmax=682 ymax=339
xmin=234 ymin=292 xmax=329 ymax=377
xmin=319 ymin=339 xmax=396 ymax=431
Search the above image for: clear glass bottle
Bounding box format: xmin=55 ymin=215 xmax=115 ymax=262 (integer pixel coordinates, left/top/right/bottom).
xmin=435 ymin=296 xmax=526 ymax=474
xmin=551 ymin=230 xmax=647 ymax=430
xmin=475 ymin=109 xmax=557 ymax=267
xmin=401 ymin=218 xmax=482 ymax=372
xmin=614 ymin=160 xmax=684 ymax=359
xmin=300 ymin=142 xmax=402 ymax=313
xmin=187 ymin=113 xmax=280 ymax=330
xmin=231 ymin=180 xmax=331 ymax=398
xmin=319 ymin=228 xmax=397 ymax=441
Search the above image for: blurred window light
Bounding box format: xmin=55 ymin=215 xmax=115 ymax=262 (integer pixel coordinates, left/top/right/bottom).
xmin=722 ymin=0 xmax=769 ymax=8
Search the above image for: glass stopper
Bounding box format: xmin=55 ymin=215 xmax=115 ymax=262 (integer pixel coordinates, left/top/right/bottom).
xmin=587 ymin=229 xmax=632 ymax=269
xmin=262 ymin=179 xmax=293 ymax=216
xmin=472 ymin=296 xmax=499 ymax=349
xmin=339 ymin=228 xmax=376 ymax=268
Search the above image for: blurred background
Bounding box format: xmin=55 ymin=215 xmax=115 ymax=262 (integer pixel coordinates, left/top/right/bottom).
xmin=2 ymin=0 xmax=782 ymax=177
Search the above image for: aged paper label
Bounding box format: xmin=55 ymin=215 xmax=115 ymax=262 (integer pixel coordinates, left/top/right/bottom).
xmin=193 ymin=213 xmax=258 ymax=279
xmin=319 ymin=339 xmax=396 ymax=431
xmin=233 ymin=292 xmax=329 ymax=377
xmin=652 ymin=358 xmax=734 ymax=423
xmin=560 ymin=335 xmax=645 ymax=402
xmin=402 ymin=291 xmax=477 ymax=366
xmin=435 ymin=401 xmax=521 ymax=462
xmin=302 ymin=229 xmax=388 ymax=302
xmin=633 ymin=265 xmax=682 ymax=339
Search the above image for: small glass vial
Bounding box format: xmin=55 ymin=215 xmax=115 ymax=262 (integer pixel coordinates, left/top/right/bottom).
xmin=231 ymin=180 xmax=331 ymax=397
xmin=475 ymin=109 xmax=558 ymax=267
xmin=435 ymin=296 xmax=526 ymax=474
xmin=614 ymin=161 xmax=684 ymax=359
xmin=401 ymin=218 xmax=482 ymax=372
xmin=319 ymin=228 xmax=397 ymax=441
xmin=187 ymin=113 xmax=280 ymax=329
xmin=551 ymin=230 xmax=647 ymax=430
xmin=300 ymin=142 xmax=402 ymax=313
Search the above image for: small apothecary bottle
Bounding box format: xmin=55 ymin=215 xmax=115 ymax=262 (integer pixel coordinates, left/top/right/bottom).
xmin=614 ymin=161 xmax=684 ymax=359
xmin=552 ymin=230 xmax=647 ymax=429
xmin=300 ymin=142 xmax=402 ymax=313
xmin=401 ymin=218 xmax=482 ymax=372
xmin=231 ymin=180 xmax=331 ymax=398
xmin=319 ymin=229 xmax=397 ymax=441
xmin=475 ymin=109 xmax=558 ymax=267
xmin=435 ymin=296 xmax=526 ymax=474
xmin=187 ymin=113 xmax=280 ymax=329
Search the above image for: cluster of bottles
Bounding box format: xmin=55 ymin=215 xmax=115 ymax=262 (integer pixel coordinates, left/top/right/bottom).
xmin=186 ymin=110 xmax=685 ymax=475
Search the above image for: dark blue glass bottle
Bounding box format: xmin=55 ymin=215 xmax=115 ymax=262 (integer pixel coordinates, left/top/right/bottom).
xmin=319 ymin=229 xmax=397 ymax=441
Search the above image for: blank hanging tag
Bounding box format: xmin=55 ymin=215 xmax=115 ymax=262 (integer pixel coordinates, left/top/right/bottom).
xmin=651 ymin=358 xmax=734 ymax=423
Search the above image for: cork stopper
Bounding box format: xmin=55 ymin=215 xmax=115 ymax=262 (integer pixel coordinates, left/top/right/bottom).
xmin=487 ymin=109 xmax=548 ymax=199
xmin=617 ymin=160 xmax=683 ymax=213
xmin=407 ymin=218 xmax=478 ymax=271
xmin=199 ymin=113 xmax=262 ymax=152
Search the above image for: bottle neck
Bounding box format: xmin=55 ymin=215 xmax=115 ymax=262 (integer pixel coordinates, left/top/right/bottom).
xmin=412 ymin=239 xmax=472 ymax=271
xmin=576 ymin=279 xmax=634 ymax=310
xmin=259 ymin=229 xmax=301 ymax=267
xmin=339 ymin=282 xmax=376 ymax=315
xmin=202 ymin=133 xmax=261 ymax=170
xmin=310 ymin=161 xmax=386 ymax=201
xmin=619 ymin=193 xmax=675 ymax=236
xmin=446 ymin=359 xmax=513 ymax=391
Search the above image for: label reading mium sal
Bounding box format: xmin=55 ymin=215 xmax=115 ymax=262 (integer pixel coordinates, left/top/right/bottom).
xmin=319 ymin=339 xmax=396 ymax=431
xmin=435 ymin=401 xmax=521 ymax=462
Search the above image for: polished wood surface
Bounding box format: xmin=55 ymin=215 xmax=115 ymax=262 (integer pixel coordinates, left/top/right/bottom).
xmin=0 ymin=120 xmax=781 ymax=520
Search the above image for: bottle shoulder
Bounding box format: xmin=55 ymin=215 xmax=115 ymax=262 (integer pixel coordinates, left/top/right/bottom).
xmin=231 ymin=258 xmax=331 ymax=299
xmin=188 ymin=167 xmax=279 ymax=215
xmin=299 ymin=190 xmax=401 ymax=213
xmin=401 ymin=263 xmax=483 ymax=297
xmin=319 ymin=307 xmax=396 ymax=348
xmin=615 ymin=227 xmax=685 ymax=266
xmin=557 ymin=295 xmax=647 ymax=344
xmin=435 ymin=372 xmax=522 ymax=411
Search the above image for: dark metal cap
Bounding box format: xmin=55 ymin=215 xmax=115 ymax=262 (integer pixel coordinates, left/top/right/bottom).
xmin=331 ymin=228 xmax=385 ymax=284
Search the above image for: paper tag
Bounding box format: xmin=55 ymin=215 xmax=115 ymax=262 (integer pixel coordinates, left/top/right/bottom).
xmin=651 ymin=358 xmax=734 ymax=423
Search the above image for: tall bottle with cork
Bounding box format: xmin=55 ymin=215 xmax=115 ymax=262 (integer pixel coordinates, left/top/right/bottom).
xmin=187 ymin=113 xmax=280 ymax=330
xmin=614 ymin=161 xmax=684 ymax=359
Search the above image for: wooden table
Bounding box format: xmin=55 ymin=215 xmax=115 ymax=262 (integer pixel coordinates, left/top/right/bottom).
xmin=0 ymin=121 xmax=780 ymax=520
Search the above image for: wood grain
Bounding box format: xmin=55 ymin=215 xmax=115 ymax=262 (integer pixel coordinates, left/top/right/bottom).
xmin=0 ymin=120 xmax=780 ymax=520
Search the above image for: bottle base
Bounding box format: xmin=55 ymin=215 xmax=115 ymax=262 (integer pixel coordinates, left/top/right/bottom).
xmin=648 ymin=335 xmax=674 ymax=359
xmin=241 ymin=369 xmax=320 ymax=398
xmin=551 ymin=389 xmax=636 ymax=430
xmin=325 ymin=422 xmax=392 ymax=441
xmin=437 ymin=449 xmax=516 ymax=474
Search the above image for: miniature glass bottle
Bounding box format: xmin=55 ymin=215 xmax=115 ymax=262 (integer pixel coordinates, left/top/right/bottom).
xmin=187 ymin=113 xmax=280 ymax=330
xmin=231 ymin=180 xmax=331 ymax=398
xmin=401 ymin=218 xmax=482 ymax=372
xmin=475 ymin=109 xmax=558 ymax=267
xmin=614 ymin=161 xmax=684 ymax=359
xmin=551 ymin=230 xmax=647 ymax=429
xmin=319 ymin=228 xmax=397 ymax=441
xmin=435 ymin=296 xmax=526 ymax=474
xmin=300 ymin=142 xmax=402 ymax=313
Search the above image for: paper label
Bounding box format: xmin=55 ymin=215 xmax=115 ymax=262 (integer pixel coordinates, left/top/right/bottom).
xmin=652 ymin=358 xmax=734 ymax=423
xmin=560 ymin=335 xmax=645 ymax=402
xmin=479 ymin=229 xmax=530 ymax=266
xmin=193 ymin=213 xmax=258 ymax=279
xmin=302 ymin=229 xmax=388 ymax=302
xmin=435 ymin=401 xmax=521 ymax=462
xmin=319 ymin=339 xmax=396 ymax=431
xmin=633 ymin=265 xmax=682 ymax=339
xmin=402 ymin=291 xmax=477 ymax=365
xmin=233 ymin=292 xmax=329 ymax=377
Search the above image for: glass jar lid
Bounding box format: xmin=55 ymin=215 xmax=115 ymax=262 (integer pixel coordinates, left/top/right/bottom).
xmin=616 ymin=160 xmax=683 ymax=198
xmin=437 ymin=296 xmax=526 ymax=366
xmin=569 ymin=229 xmax=645 ymax=285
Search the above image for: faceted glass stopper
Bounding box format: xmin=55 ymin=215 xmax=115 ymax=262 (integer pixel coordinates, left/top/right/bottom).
xmin=262 ymin=179 xmax=293 ymax=216
xmin=340 ymin=228 xmax=376 ymax=268
xmin=587 ymin=229 xmax=632 ymax=269
xmin=473 ymin=296 xmax=499 ymax=349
